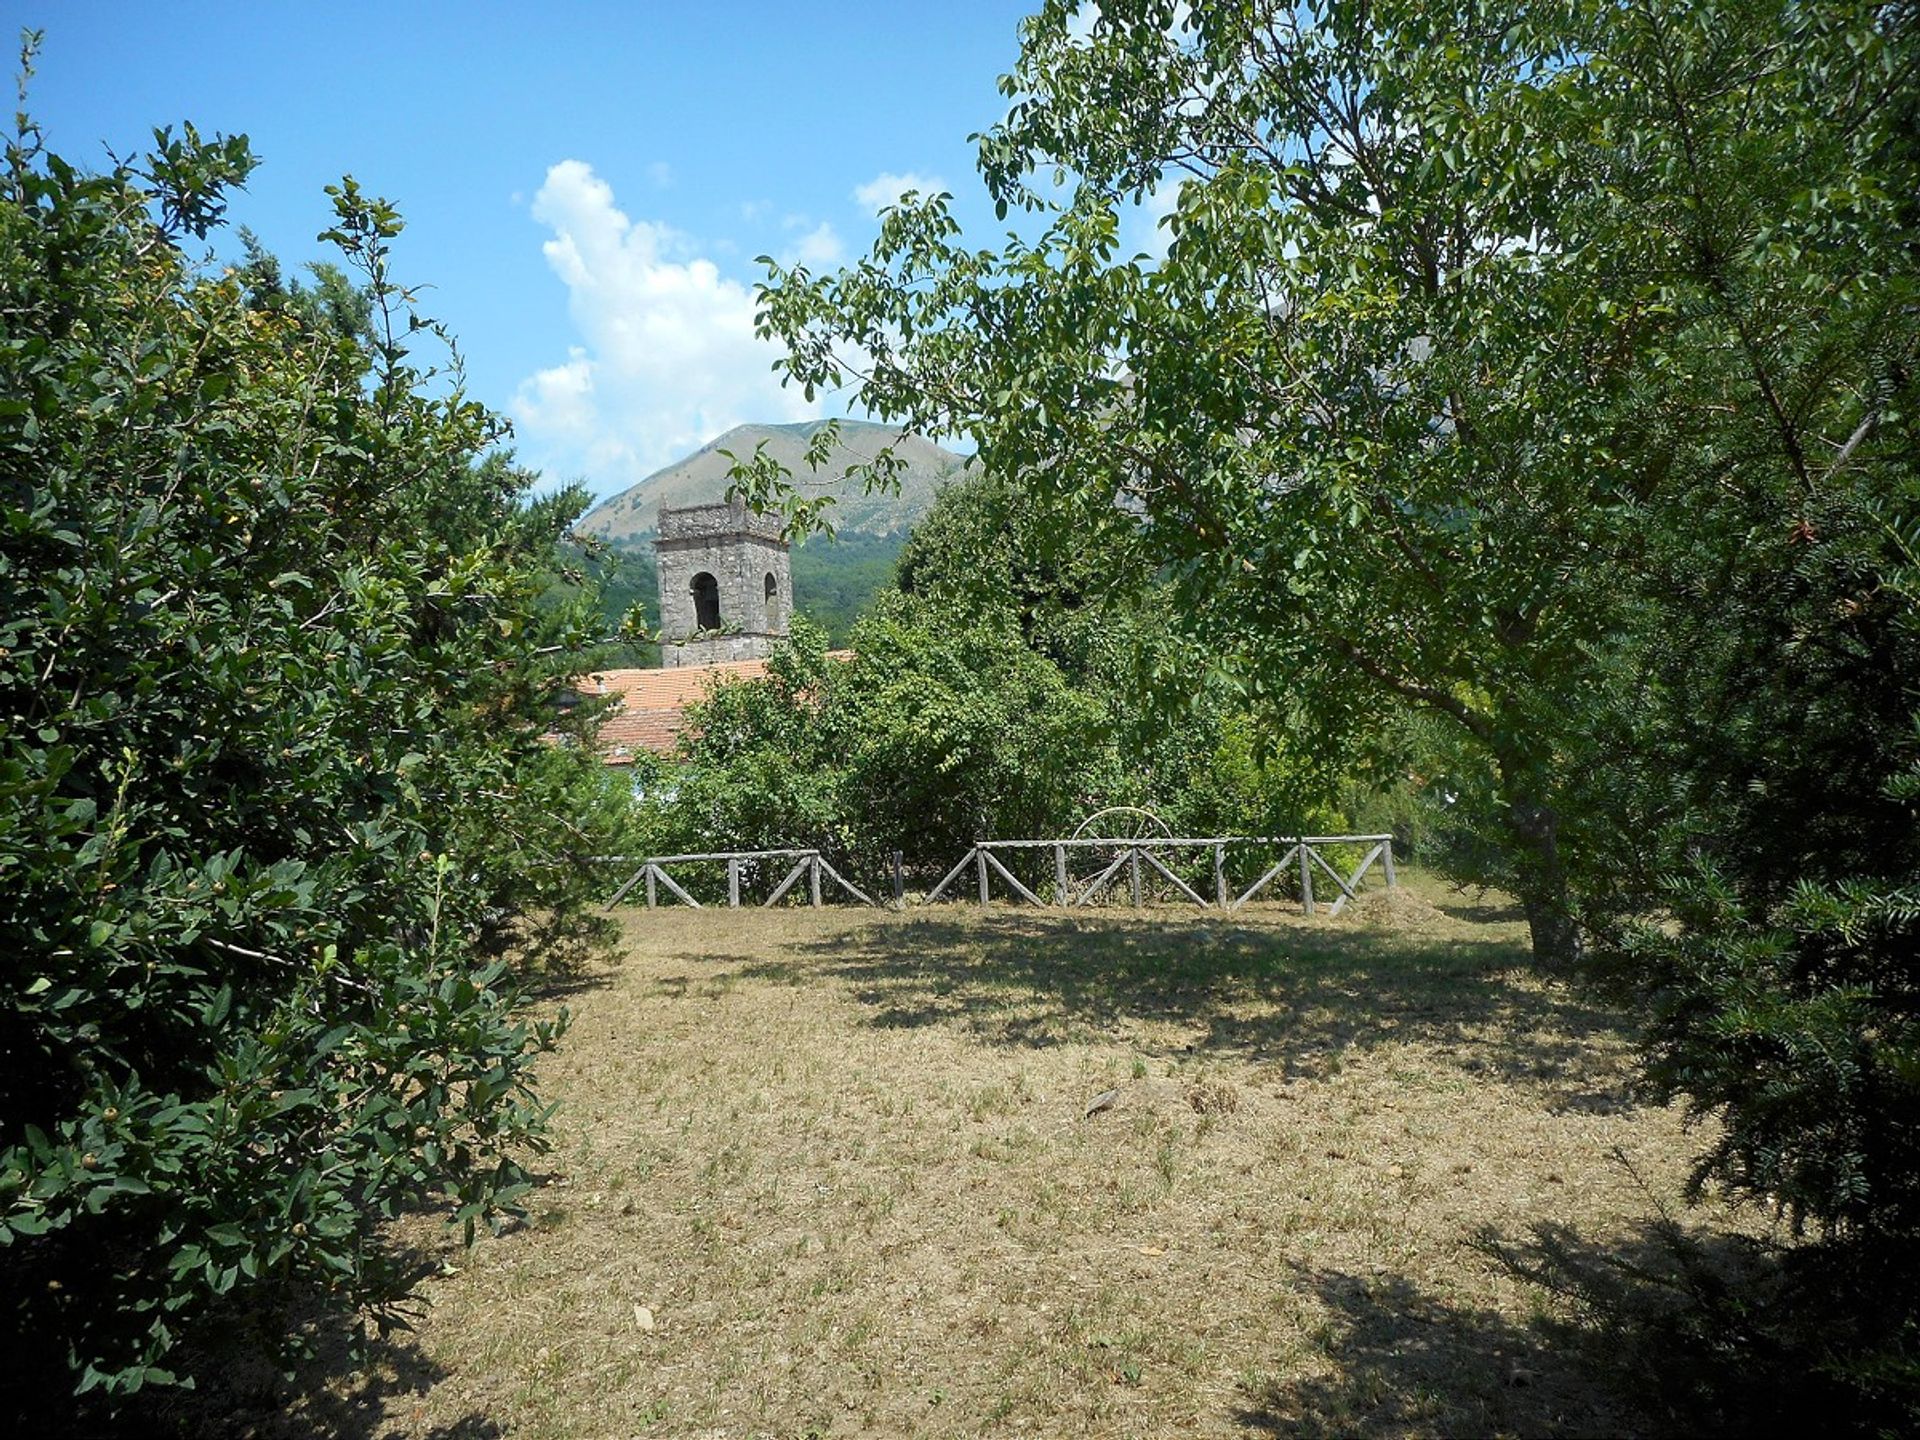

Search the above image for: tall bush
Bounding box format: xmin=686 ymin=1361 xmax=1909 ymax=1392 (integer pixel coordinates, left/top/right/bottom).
xmin=0 ymin=95 xmax=620 ymax=1405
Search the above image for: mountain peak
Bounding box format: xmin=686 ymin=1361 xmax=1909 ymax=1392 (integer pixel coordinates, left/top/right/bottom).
xmin=579 ymin=420 xmax=968 ymax=545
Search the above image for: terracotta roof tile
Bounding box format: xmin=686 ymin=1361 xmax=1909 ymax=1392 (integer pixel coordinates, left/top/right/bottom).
xmin=578 ymin=658 xmax=774 ymax=710
xmin=578 ymin=654 xmax=849 ymax=764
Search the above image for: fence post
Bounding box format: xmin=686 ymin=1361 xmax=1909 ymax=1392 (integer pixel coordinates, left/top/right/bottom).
xmin=1300 ymin=842 xmax=1315 ymax=916
xmin=1054 ymin=844 xmax=1068 ymax=906
xmin=1382 ymin=837 xmax=1398 ymax=888
xmin=1213 ymin=843 xmax=1227 ymax=909
xmin=1130 ymin=847 xmax=1142 ymax=908
xmin=646 ymin=863 xmax=657 ymax=909
xmin=976 ymin=847 xmax=990 ymax=906
xmin=891 ymin=850 xmax=904 ymax=907
xmin=728 ymin=857 xmax=740 ymax=909
xmin=809 ymin=854 xmax=822 ymax=907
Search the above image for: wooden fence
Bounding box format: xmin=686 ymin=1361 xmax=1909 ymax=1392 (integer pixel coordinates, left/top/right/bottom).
xmin=596 ymin=849 xmax=875 ymax=910
xmin=923 ymin=835 xmax=1396 ymax=915
xmin=599 ymin=834 xmax=1395 ymax=915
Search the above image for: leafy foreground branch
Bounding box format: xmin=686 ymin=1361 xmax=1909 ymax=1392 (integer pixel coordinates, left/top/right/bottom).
xmin=0 ymin=87 xmax=625 ymax=1413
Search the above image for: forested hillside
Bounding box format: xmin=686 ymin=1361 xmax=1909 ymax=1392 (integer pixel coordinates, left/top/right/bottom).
xmin=567 ymin=418 xmax=951 ymax=647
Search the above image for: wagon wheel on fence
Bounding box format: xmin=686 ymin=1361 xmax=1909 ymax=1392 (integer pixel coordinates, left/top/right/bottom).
xmin=1066 ymin=806 xmax=1173 ymax=905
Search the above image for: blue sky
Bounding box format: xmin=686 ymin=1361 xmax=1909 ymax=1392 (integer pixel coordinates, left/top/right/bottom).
xmin=19 ymin=1 xmax=1063 ymax=501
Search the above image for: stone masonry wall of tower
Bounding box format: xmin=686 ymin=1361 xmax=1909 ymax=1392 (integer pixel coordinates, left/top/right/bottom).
xmin=654 ymin=501 xmax=793 ymax=668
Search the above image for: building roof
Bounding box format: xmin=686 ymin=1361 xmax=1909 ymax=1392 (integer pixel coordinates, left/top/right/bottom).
xmin=577 ymin=659 xmax=769 ymax=763
xmin=578 ymin=654 xmax=848 ymax=764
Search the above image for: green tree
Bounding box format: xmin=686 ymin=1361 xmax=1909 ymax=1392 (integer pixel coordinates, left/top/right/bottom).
xmin=899 ymin=467 xmax=1349 ymax=834
xmin=643 ymin=617 xmax=851 ymax=860
xmin=653 ymin=602 xmax=1118 ymax=876
xmin=233 ymin=226 xmax=377 ymax=347
xmin=1600 ymin=364 xmax=1920 ymax=1265
xmin=647 ymin=468 xmax=1358 ymax=889
xmin=0 ymin=87 xmax=625 ymax=1408
xmin=746 ymin=0 xmax=1920 ymax=1413
xmin=746 ymin=0 xmax=1913 ymax=973
xmin=1540 ymin=0 xmax=1920 ymax=1293
xmin=833 ymin=592 xmax=1116 ymax=864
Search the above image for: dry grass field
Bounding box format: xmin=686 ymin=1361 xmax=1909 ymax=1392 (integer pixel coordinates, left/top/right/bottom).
xmin=254 ymin=875 xmax=1736 ymax=1439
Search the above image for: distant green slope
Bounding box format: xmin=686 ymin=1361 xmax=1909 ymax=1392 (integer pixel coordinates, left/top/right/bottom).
xmin=789 ymin=533 xmax=906 ymax=644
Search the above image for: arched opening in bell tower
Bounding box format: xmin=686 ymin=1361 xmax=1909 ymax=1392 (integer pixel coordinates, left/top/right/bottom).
xmin=691 ymin=571 xmax=721 ymax=631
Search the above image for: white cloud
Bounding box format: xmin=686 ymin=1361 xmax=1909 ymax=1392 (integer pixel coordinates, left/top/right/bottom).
xmin=515 ymin=347 xmax=596 ymax=435
xmin=783 ymin=220 xmax=844 ymax=269
xmin=852 ymin=170 xmax=946 ymax=216
xmin=646 ymin=160 xmax=674 ymax=189
xmin=512 ymin=159 xmax=820 ymax=499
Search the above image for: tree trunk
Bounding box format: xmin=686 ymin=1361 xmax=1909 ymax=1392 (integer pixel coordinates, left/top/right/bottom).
xmin=1506 ymin=796 xmax=1582 ymax=970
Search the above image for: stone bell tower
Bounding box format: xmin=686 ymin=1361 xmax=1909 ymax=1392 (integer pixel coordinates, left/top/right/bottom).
xmin=654 ymin=501 xmax=792 ymax=667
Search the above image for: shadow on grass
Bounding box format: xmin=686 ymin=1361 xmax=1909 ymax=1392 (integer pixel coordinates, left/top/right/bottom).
xmin=1226 ymin=1209 xmax=1917 ymax=1438
xmin=1231 ymin=1212 xmax=1875 ymax=1438
xmin=179 ymin=1327 xmax=501 ymax=1440
xmin=499 ymin=907 xmax=623 ymax=1002
xmin=26 ymin=1278 xmax=503 ymax=1440
xmin=1476 ymin=1213 xmax=1918 ymax=1437
xmin=524 ymin=962 xmax=620 ymax=1002
xmin=1233 ymin=1262 xmax=1592 ymax=1437
xmin=1429 ymin=893 xmax=1530 ymax=925
xmin=686 ymin=909 xmax=1631 ymax=1103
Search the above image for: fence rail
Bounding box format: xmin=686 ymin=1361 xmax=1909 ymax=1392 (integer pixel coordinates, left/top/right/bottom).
xmin=593 ymin=849 xmax=873 ymax=910
xmin=924 ymin=835 xmax=1395 ymax=914
xmin=597 ymin=834 xmax=1395 ymax=915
